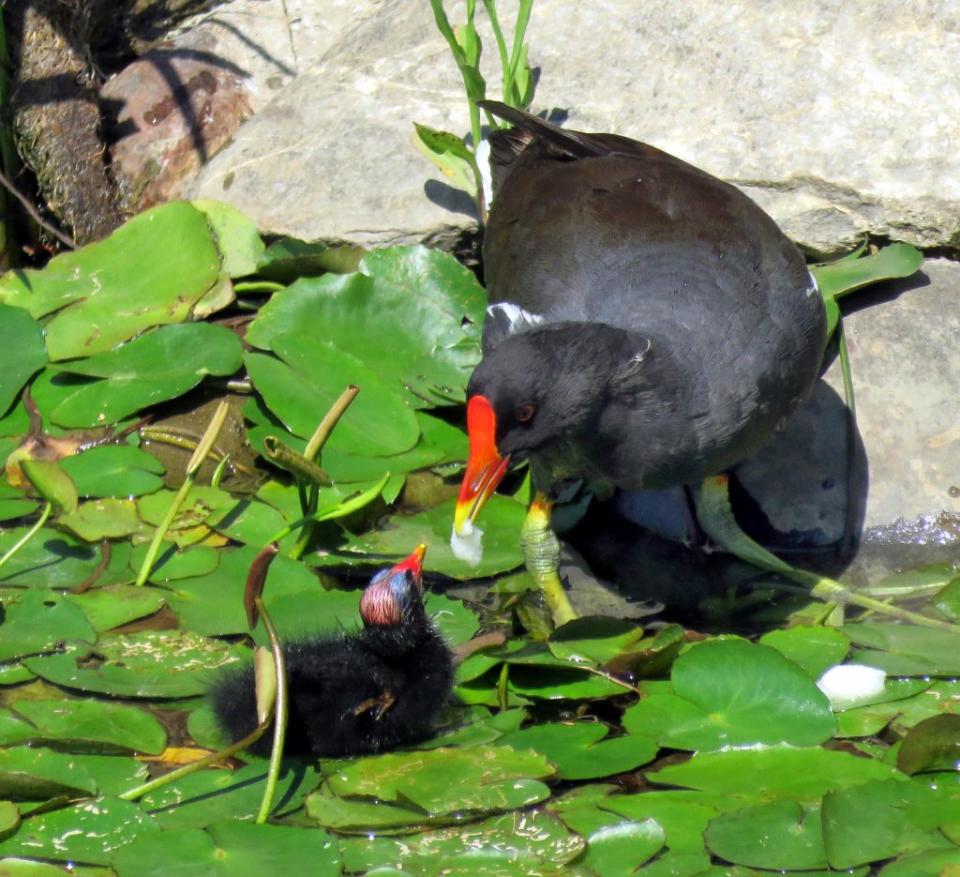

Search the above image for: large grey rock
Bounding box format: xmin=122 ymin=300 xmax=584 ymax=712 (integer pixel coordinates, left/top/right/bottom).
xmin=188 ymin=0 xmax=960 ymax=255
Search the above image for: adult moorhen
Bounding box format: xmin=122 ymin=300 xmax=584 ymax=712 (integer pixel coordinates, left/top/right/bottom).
xmin=211 ymin=545 xmax=454 ymax=758
xmin=451 ymin=101 xmax=827 ymax=621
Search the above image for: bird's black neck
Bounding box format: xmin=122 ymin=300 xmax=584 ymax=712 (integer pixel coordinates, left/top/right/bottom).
xmin=359 ymin=615 xmax=439 ymax=659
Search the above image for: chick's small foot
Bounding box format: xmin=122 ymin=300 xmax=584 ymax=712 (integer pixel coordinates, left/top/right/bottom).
xmin=352 ymin=689 xmax=396 ymax=721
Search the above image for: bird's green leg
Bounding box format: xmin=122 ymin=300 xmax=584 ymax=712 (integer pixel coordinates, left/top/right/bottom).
xmin=520 ymin=492 xmax=578 ymax=627
xmin=696 ymin=474 xmax=960 ymax=633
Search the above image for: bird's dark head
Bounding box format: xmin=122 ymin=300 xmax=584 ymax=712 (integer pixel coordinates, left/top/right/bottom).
xmin=455 ymin=324 xmax=630 ymax=536
xmin=359 ymin=544 xmax=427 ymax=629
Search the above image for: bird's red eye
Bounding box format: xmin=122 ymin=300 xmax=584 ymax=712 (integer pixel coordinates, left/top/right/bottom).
xmin=515 ymin=402 xmax=536 ymax=424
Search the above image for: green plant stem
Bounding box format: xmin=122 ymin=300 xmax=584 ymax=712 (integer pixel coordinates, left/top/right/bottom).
xmin=481 ymin=0 xmax=513 ymax=100
xmin=0 ymin=502 xmax=51 ymax=569
xmin=256 ymin=596 xmax=288 ymax=824
xmin=234 ymin=281 xmax=285 ymax=293
xmin=118 ymin=719 xmax=271 ymax=802
xmin=696 ymin=476 xmax=960 ymax=633
xmin=135 ymin=402 xmax=229 ymax=586
xmin=291 ymin=385 xmax=360 ymax=560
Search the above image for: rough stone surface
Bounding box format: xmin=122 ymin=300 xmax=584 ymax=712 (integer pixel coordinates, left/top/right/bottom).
xmin=188 ymin=0 xmax=960 ymax=254
xmin=737 ymin=258 xmax=960 ymax=548
xmin=170 ymin=0 xmax=379 ymax=111
xmin=103 ymin=50 xmax=253 ymax=211
xmin=188 ymin=0 xmax=484 ymax=247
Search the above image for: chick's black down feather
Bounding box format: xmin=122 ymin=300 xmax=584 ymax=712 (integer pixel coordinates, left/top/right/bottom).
xmin=211 ymin=618 xmax=453 ymax=758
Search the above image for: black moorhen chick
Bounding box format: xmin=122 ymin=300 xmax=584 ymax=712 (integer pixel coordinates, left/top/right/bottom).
xmin=211 ymin=545 xmax=454 ymax=758
xmin=451 ymin=101 xmax=827 ymax=619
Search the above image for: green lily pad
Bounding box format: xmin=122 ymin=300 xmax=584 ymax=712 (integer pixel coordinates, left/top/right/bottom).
xmin=596 ymin=791 xmax=721 ymax=855
xmin=0 ymin=202 xmax=222 ymax=361
xmin=321 ymin=412 xmax=467 ymax=483
xmin=878 ymin=849 xmax=960 ymax=876
xmin=65 ymin=585 xmax=165 ymax=632
xmin=10 ymin=699 xmax=166 ymax=754
xmin=111 ymin=821 xmax=340 ymax=877
xmin=0 ymin=747 xmax=99 ymax=798
xmin=622 ymin=639 xmax=835 ymax=750
xmin=0 ymin=712 xmax=31 ymax=747
xmin=0 ymin=305 xmax=47 ymax=416
xmin=500 ymin=722 xmax=658 ymax=780
xmin=0 ymin=797 xmax=159 ymax=865
xmin=648 ymin=746 xmax=903 ymax=802
xmin=193 ymin=200 xmax=265 ymax=278
xmin=0 ymin=532 xmax=131 ymax=590
xmin=161 ymin=545 xmax=330 ymax=637
xmin=0 ymin=590 xmax=96 ymax=662
xmin=256 ymin=236 xmax=363 ymax=282
xmin=59 ymin=445 xmax=165 ymax=498
xmin=128 ymin=544 xmax=220 ymax=583
xmin=324 ymin=744 xmax=554 ymax=817
xmin=305 ymin=784 xmax=433 ymax=832
xmin=822 ymin=778 xmax=960 ymax=869
xmin=245 ymin=246 xmax=485 ymax=408
xmin=548 ymin=617 xmax=646 ymax=665
xmin=0 ymin=497 xmax=39 ymax=522
xmin=897 ymin=715 xmax=960 ymax=775
xmin=758 ymin=625 xmax=850 ymax=677
xmin=246 ymin=338 xmax=421 ymax=456
xmin=705 ymin=800 xmax=828 ymax=870
xmin=326 ymin=496 xmax=525 ymax=580
xmin=338 ymin=809 xmax=582 ymax=875
xmin=44 ymin=324 xmax=242 ymax=428
xmin=140 ymin=761 xmax=320 ymax=829
xmin=58 ymin=498 xmax=140 ymax=541
xmin=846 ymin=622 xmax=960 ymax=676
xmin=137 ymin=485 xmax=236 ymax=530
xmin=24 ymin=631 xmax=245 ymax=697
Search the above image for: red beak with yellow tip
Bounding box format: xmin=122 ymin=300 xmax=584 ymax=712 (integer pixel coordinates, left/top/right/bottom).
xmin=454 ymin=395 xmax=511 ymax=535
xmin=392 ymin=543 xmax=427 ymax=586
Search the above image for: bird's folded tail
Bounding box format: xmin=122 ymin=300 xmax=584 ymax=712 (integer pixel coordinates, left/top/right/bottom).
xmin=478 ymin=100 xmax=607 ymax=160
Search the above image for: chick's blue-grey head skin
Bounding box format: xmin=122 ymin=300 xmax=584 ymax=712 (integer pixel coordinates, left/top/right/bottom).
xmin=359 ymin=544 xmax=427 ymax=628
